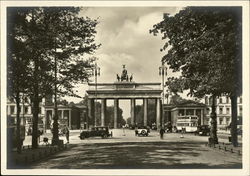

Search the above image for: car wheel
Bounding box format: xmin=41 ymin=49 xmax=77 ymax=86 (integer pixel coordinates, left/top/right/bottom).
xmin=141 ymin=130 xmax=146 ymax=135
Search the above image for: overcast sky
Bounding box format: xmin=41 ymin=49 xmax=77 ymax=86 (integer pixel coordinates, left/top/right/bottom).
xmin=65 ymin=7 xmax=183 ymax=119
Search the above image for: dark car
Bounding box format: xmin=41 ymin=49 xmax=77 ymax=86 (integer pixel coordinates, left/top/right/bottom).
xmin=195 ymin=125 xmax=210 ymax=136
xmin=79 ymin=126 xmax=112 ymax=139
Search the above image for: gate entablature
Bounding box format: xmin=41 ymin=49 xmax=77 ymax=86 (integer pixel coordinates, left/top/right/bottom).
xmin=87 ymin=82 xmax=162 ymax=99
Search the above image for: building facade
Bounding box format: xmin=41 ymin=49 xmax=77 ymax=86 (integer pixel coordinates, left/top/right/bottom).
xmin=202 ymin=95 xmax=242 ymax=129
xmin=6 ymin=95 xmax=46 ymax=133
xmin=7 ymin=95 xmax=87 ymax=133
xmin=164 ymin=100 xmax=207 ymax=128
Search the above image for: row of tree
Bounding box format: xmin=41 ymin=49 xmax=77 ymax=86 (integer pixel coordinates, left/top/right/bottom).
xmin=7 ymin=7 xmax=100 ymax=152
xmin=150 ymin=7 xmax=242 ymax=146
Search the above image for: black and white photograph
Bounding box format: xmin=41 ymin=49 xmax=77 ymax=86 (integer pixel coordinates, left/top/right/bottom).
xmin=0 ymin=1 xmax=249 ymax=175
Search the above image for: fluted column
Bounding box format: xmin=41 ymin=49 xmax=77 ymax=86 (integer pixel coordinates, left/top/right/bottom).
xmin=143 ymin=98 xmax=148 ymax=126
xmin=114 ymin=99 xmax=119 ymax=128
xmin=156 ymin=98 xmax=161 ymax=130
xmin=101 ymin=99 xmax=106 ymax=126
xmin=130 ymin=98 xmax=135 ymax=126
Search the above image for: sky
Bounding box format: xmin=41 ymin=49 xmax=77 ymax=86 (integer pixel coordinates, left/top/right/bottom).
xmin=65 ymin=7 xmax=183 ymax=119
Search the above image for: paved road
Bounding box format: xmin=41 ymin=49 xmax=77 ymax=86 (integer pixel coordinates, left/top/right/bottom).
xmin=26 ymin=129 xmax=242 ymax=169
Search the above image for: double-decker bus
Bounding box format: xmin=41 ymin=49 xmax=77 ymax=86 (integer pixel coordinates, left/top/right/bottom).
xmin=176 ymin=116 xmax=199 ymax=132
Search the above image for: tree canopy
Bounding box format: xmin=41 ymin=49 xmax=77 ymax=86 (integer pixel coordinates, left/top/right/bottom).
xmin=7 ymin=7 xmax=100 ymax=148
xmin=151 ymin=7 xmax=242 ymax=98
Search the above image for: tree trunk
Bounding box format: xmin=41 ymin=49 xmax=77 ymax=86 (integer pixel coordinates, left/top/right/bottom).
xmin=15 ymin=93 xmax=22 ymax=153
xmin=210 ymin=95 xmax=218 ymax=144
xmin=52 ymin=43 xmax=59 ymax=145
xmin=230 ymin=95 xmax=238 ymax=147
xmin=32 ymin=60 xmax=39 ymax=149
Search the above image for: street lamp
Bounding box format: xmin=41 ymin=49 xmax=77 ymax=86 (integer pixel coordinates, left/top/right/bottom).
xmin=159 ymin=61 xmax=167 ymax=126
xmin=52 ymin=39 xmax=63 ymax=145
xmin=92 ymin=62 xmax=100 ymax=127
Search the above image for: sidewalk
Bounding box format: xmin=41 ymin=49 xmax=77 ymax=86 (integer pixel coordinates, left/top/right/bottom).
xmin=8 ymin=143 xmax=70 ymax=168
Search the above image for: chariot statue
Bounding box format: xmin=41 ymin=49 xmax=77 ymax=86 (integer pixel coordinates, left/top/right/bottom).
xmin=116 ymin=65 xmax=133 ymax=82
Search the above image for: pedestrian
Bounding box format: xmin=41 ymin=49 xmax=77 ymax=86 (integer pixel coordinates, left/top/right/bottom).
xmin=37 ymin=131 xmax=41 ymax=143
xmin=65 ymin=126 xmax=69 ymax=143
xmin=160 ymin=126 xmax=165 ymax=139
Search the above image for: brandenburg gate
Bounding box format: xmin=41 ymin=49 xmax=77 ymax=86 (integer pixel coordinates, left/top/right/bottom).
xmin=86 ymin=65 xmax=163 ymax=129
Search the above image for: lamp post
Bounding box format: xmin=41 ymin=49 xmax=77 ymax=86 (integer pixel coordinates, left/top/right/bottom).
xmin=159 ymin=61 xmax=167 ymax=127
xmin=93 ymin=62 xmax=100 ymax=127
xmin=52 ymin=37 xmax=63 ymax=145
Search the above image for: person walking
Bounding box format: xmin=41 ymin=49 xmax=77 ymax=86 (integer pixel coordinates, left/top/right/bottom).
xmin=65 ymin=126 xmax=69 ymax=143
xmin=160 ymin=126 xmax=165 ymax=139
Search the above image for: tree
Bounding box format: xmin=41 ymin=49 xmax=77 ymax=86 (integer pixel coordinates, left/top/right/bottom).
xmin=7 ymin=9 xmax=30 ymax=153
xmin=7 ymin=7 xmax=100 ymax=148
xmin=151 ymin=7 xmax=242 ymax=146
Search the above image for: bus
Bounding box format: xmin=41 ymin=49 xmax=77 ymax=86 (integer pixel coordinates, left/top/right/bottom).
xmin=176 ymin=116 xmax=199 ymax=132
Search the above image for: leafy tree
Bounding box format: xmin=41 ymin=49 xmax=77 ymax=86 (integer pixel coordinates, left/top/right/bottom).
xmin=7 ymin=9 xmax=30 ymax=153
xmin=169 ymin=94 xmax=190 ymax=105
xmin=7 ymin=7 xmax=100 ymax=148
xmin=151 ymin=7 xmax=242 ymax=146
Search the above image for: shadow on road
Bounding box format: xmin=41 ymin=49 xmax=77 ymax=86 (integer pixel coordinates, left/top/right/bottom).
xmin=24 ymin=141 xmax=242 ymax=169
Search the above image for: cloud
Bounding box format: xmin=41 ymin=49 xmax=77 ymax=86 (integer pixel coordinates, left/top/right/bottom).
xmin=66 ymin=7 xmax=183 ymax=103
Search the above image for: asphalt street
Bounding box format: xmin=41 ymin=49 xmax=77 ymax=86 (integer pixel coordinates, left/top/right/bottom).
xmin=24 ymin=129 xmax=242 ymax=169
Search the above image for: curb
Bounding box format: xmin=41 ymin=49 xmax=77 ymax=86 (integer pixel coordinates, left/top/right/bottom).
xmin=205 ymin=143 xmax=242 ymax=156
xmin=13 ymin=144 xmax=68 ymax=165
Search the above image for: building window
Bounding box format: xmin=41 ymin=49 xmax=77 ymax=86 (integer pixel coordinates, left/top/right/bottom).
xmin=219 ymin=107 xmax=223 ymax=114
xmin=178 ymin=109 xmax=185 ymax=116
xmin=219 ymin=118 xmax=223 ymax=125
xmin=64 ymin=110 xmax=69 ymax=119
xmin=239 ymin=97 xmax=242 ymax=103
xmin=239 ymin=107 xmax=242 ymax=115
xmin=219 ymin=98 xmax=223 ymax=104
xmin=205 ymin=97 xmax=208 ymax=105
xmin=226 ymin=118 xmax=230 ymax=125
xmin=10 ymin=106 xmax=15 ymax=114
xmin=206 ymin=108 xmax=210 ymax=115
xmin=58 ymin=110 xmax=62 ymax=119
xmin=209 ymin=97 xmax=212 ymax=105
xmin=196 ymin=109 xmax=201 ymax=116
xmin=25 ymin=106 xmax=28 ymax=114
xmin=186 ymin=109 xmax=194 ymax=115
xmin=226 ymin=108 xmax=230 ymax=114
xmin=226 ymin=97 xmax=229 ymax=104
xmin=24 ymin=97 xmax=29 ymax=103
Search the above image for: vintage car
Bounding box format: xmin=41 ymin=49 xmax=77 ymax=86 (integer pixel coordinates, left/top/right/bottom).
xmin=194 ymin=125 xmax=210 ymax=136
xmin=79 ymin=126 xmax=112 ymax=139
xmin=135 ymin=126 xmax=150 ymax=136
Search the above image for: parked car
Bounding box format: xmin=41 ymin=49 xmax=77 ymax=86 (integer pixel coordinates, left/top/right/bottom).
xmin=135 ymin=126 xmax=150 ymax=136
xmin=79 ymin=126 xmax=112 ymax=139
xmin=194 ymin=125 xmax=210 ymax=136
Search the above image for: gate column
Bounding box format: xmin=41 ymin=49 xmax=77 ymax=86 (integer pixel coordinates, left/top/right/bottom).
xmin=130 ymin=98 xmax=135 ymax=126
xmin=143 ymin=98 xmax=148 ymax=126
xmin=88 ymin=98 xmax=94 ymax=128
xmin=101 ymin=99 xmax=106 ymax=126
xmin=114 ymin=99 xmax=119 ymax=128
xmin=156 ymin=98 xmax=161 ymax=130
